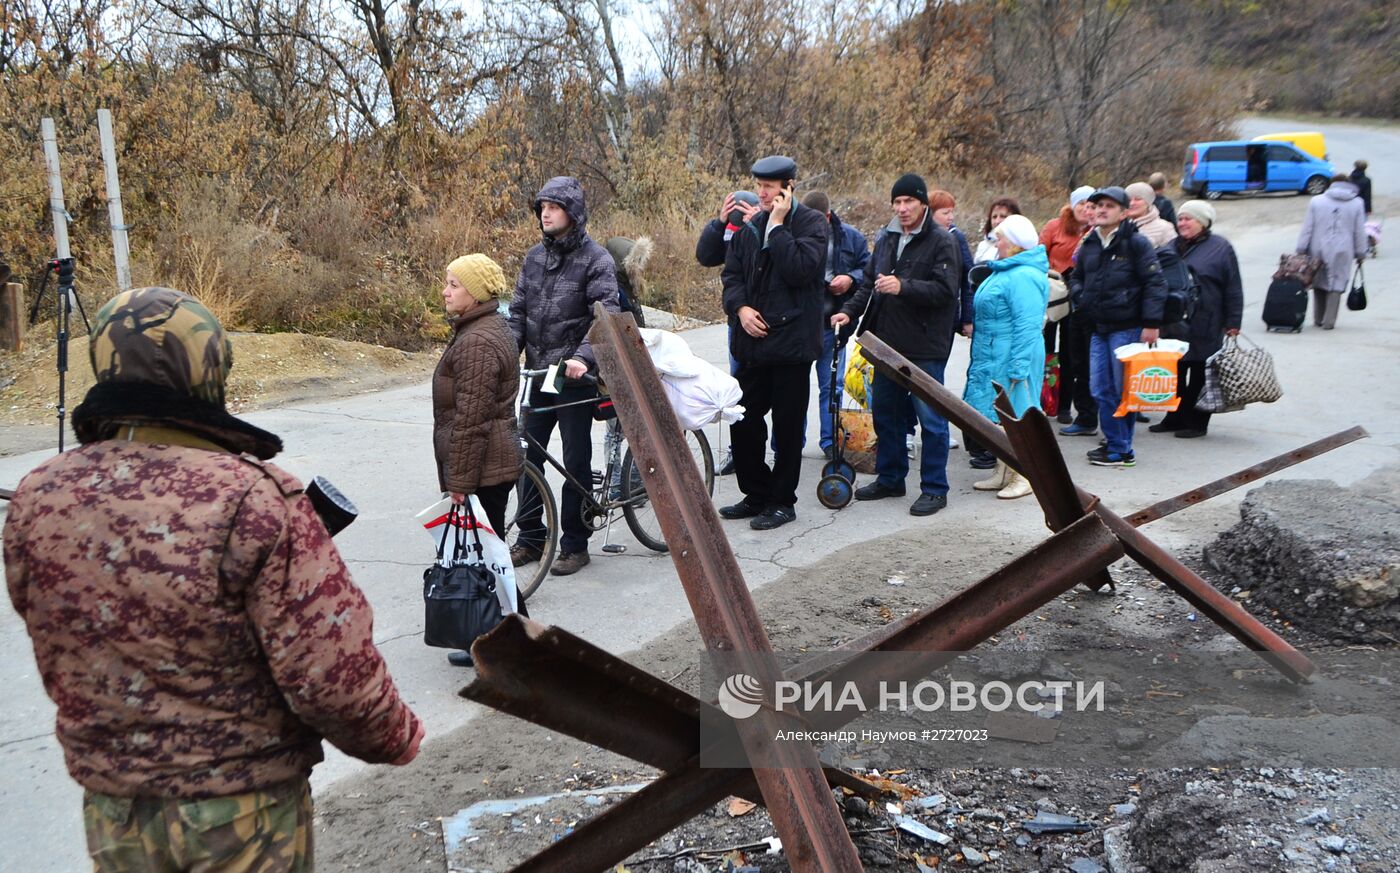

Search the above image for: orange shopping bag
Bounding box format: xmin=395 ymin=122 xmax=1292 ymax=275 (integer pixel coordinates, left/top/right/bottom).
xmin=1114 ymin=340 xmax=1189 ymax=417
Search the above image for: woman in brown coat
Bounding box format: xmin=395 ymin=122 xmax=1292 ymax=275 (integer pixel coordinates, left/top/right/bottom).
xmin=433 ymin=254 xmax=522 ymax=543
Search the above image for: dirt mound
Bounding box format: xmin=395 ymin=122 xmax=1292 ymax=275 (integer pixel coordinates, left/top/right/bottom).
xmin=1203 ymin=467 xmax=1400 ymax=644
xmin=0 ymin=331 xmax=438 ymax=427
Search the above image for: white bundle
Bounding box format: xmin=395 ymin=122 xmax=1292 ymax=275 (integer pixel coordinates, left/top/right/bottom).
xmin=639 ymin=328 xmax=745 ymax=431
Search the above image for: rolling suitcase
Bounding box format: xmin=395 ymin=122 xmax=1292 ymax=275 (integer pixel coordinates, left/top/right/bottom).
xmin=1262 ymin=277 xmax=1307 ymax=332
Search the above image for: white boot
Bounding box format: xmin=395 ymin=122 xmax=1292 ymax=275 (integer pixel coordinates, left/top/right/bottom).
xmin=974 ymin=461 xmax=1009 ymax=491
xmin=997 ymin=469 xmax=1033 ymax=499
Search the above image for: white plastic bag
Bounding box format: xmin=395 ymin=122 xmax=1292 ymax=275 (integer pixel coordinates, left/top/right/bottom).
xmin=415 ymin=496 xmax=517 ymax=613
xmin=639 ymin=328 xmax=744 ymax=430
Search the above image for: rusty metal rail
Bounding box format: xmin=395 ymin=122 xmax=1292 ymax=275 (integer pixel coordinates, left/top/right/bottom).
xmin=856 ymin=330 xmax=1320 ymax=683
xmin=1123 ymin=425 xmax=1368 ymax=527
xmin=588 ymin=306 xmax=862 ymax=872
xmin=467 ymin=513 xmax=1122 ymax=871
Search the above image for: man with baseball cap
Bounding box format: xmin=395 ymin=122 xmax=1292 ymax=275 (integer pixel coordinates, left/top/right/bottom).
xmin=719 ymin=155 xmax=828 ymax=530
xmin=1068 ymin=186 xmax=1168 ymax=467
xmin=831 ymin=172 xmax=962 ymax=516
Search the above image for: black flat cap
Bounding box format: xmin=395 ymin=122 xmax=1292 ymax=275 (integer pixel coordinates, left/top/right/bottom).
xmin=1088 ymin=185 xmax=1129 ymax=208
xmin=751 ymin=155 xmax=797 ymax=181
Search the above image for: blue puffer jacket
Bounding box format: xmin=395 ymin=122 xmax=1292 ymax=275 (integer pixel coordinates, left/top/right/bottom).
xmin=963 ymin=246 xmax=1050 ymax=422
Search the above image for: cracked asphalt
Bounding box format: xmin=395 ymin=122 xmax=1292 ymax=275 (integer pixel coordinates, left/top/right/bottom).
xmin=3 ymin=115 xmax=1398 ymax=872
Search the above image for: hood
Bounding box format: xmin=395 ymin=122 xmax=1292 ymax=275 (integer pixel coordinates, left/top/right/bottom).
xmin=534 ymin=176 xmax=589 ymax=232
xmin=1325 ymin=181 xmax=1359 ymax=202
xmin=990 ymin=245 xmax=1049 ymax=273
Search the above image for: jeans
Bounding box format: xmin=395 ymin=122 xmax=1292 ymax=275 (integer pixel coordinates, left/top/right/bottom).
xmin=731 ymin=362 xmax=810 ymax=507
xmin=814 ymin=327 xmax=848 ymax=451
xmin=517 ymin=385 xmax=596 ymax=554
xmin=1089 ymin=328 xmax=1140 ymax=455
xmin=872 ymin=359 xmax=950 ymax=496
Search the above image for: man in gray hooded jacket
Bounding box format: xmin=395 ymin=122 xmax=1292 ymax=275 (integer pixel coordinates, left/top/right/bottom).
xmin=509 ymin=176 xmax=620 ymax=576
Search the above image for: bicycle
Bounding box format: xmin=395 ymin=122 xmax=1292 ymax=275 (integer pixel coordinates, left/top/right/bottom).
xmin=503 ymin=367 xmax=715 ymax=601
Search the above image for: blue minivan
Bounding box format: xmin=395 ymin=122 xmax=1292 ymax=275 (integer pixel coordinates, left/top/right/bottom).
xmin=1181 ymin=141 xmax=1335 ymax=200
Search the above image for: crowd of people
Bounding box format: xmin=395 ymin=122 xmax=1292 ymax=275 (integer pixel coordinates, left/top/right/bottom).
xmin=5 ymin=151 xmax=1367 ymax=871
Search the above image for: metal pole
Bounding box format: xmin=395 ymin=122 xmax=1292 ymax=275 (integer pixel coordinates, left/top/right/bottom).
xmin=97 ymin=109 xmax=132 ymax=291
xmin=41 ymin=118 xmax=76 ymax=452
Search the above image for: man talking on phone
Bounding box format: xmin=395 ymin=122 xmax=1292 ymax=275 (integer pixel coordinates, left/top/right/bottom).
xmin=719 ymin=155 xmax=828 ymax=530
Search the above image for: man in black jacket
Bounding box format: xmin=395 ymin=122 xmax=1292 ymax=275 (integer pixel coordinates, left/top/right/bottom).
xmin=719 ymin=156 xmax=828 ymax=530
xmin=831 ymin=173 xmax=961 ymax=516
xmin=509 ymin=176 xmax=620 ymax=576
xmin=1068 ymin=186 xmax=1168 ymax=468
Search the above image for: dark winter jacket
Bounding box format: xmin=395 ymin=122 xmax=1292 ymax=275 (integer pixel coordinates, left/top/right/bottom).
xmin=721 ymin=202 xmax=829 ymax=365
xmin=823 ymin=211 xmax=871 ymax=320
xmin=1154 ymin=194 xmax=1177 ymax=227
xmin=949 ymin=224 xmax=975 ymax=328
xmin=1350 ymin=169 xmax=1373 ymax=214
xmin=509 ymin=177 xmax=621 ymax=370
xmin=1068 ymin=219 xmax=1168 ymax=334
xmin=696 ymin=218 xmax=733 ymax=268
xmin=839 ymin=210 xmax=962 ymax=362
xmin=1167 ymin=231 xmax=1243 ymax=363
xmin=433 ymin=304 xmax=522 ymax=494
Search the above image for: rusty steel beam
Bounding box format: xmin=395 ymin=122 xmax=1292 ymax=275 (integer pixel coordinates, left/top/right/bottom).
xmin=855 ymin=331 xmax=1316 ymax=683
xmin=589 ymin=306 xmax=863 ymax=872
xmin=993 ymin=389 xmax=1114 ymax=592
xmin=1123 ymin=426 xmax=1368 ymax=527
xmin=460 ymin=616 xmax=878 ymax=805
xmin=483 ymin=514 xmax=1125 ymax=871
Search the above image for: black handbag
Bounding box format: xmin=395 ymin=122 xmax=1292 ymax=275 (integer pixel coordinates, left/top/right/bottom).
xmin=1346 ymin=263 xmax=1367 ymax=312
xmin=423 ymin=505 xmax=504 ymax=650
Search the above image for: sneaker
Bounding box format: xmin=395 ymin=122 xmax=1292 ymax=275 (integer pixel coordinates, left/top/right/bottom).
xmin=1056 ymin=410 xmax=1074 ymax=424
xmin=909 ymin=493 xmax=947 ymax=516
xmin=719 ymin=450 xmax=735 ymax=476
xmin=822 ymin=445 xmax=834 ymax=461
xmin=948 ymin=433 xmax=961 ymax=450
xmin=750 ymin=506 xmax=796 ymax=530
xmin=968 ymin=451 xmax=998 ymax=470
xmin=447 ymin=650 xmax=474 ymax=667
xmin=1087 ymin=447 xmax=1136 ymax=467
xmin=1060 ymin=422 xmax=1098 ymax=437
xmin=1174 ymin=429 xmax=1207 ymax=439
xmin=550 ymin=551 xmax=591 ymax=576
xmin=855 ymin=481 xmax=906 ymax=501
xmin=718 ymin=499 xmax=763 ymax=519
xmin=510 ymin=544 xmax=543 ymax=566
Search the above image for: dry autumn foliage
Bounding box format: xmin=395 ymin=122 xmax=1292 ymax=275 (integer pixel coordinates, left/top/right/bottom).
xmin=2 ymin=0 xmax=1251 ymax=349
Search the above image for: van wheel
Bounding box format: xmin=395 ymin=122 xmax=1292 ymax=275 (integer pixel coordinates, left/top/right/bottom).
xmin=1304 ymin=175 xmax=1328 ymax=195
xmin=1204 ymin=188 xmax=1222 ymax=201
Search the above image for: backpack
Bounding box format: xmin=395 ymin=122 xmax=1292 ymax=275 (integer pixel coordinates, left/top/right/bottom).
xmin=1155 ymin=244 xmax=1200 ymax=326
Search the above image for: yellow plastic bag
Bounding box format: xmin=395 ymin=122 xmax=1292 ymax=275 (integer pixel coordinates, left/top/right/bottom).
xmin=844 ymin=341 xmax=875 ymax=409
xmin=1114 ymin=340 xmax=1189 ymax=416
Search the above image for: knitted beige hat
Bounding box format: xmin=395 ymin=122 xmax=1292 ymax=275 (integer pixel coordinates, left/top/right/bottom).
xmin=446 ymin=254 xmax=508 ymax=303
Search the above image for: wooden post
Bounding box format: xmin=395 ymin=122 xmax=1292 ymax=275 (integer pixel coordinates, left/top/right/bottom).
xmin=1 ymin=283 xmax=23 ymax=351
xmin=97 ymin=109 xmax=132 ymax=291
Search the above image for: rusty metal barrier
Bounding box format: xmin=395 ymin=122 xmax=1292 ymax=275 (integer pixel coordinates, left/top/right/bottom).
xmin=452 ymin=313 xmax=1354 ymax=870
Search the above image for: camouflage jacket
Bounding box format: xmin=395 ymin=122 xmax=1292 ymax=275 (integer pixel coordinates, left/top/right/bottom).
xmin=3 ymin=431 xmax=421 ymax=798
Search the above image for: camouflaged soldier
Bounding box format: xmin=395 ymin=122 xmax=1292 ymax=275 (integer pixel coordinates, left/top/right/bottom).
xmin=3 ymin=287 xmax=425 ymax=872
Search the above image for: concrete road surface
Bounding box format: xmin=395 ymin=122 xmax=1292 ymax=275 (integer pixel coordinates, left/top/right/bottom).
xmin=2 ymin=116 xmax=1397 ymax=872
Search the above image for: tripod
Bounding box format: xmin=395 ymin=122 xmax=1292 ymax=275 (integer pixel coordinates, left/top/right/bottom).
xmin=28 ymin=257 xmax=90 ymax=451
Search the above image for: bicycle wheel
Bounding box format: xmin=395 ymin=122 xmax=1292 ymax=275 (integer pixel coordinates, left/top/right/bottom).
xmin=622 ymin=429 xmax=714 ymax=552
xmin=504 ymin=461 xmax=558 ymax=601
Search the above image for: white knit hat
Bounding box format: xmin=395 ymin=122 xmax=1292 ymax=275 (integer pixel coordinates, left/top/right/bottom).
xmin=995 ymin=214 xmax=1040 ymax=251
xmin=1069 ymin=185 xmax=1096 ymax=207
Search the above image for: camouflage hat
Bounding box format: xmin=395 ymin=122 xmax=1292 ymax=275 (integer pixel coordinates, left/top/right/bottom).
xmin=89 ymin=287 xmax=233 ymax=407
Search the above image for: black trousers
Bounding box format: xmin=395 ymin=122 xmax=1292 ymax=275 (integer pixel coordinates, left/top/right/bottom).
xmin=732 ymin=362 xmax=810 ymax=508
xmin=518 ymin=386 xmax=595 ymax=554
xmin=1062 ymin=312 xmax=1097 ymax=424
xmin=475 ymin=480 xmax=512 ymax=536
xmin=1159 ymin=359 xmax=1212 ymax=432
